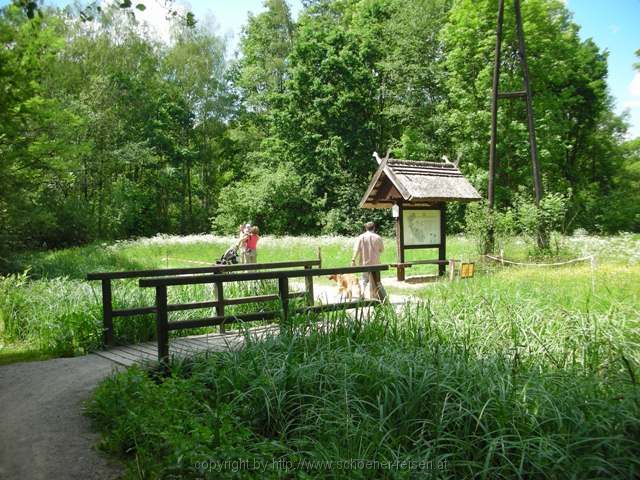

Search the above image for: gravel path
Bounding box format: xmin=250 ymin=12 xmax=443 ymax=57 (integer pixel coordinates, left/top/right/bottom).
xmin=0 ymin=283 xmax=415 ymax=480
xmin=0 ymin=355 xmax=124 ymax=480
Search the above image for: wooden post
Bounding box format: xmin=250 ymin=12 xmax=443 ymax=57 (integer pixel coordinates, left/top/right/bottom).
xmin=513 ymin=0 xmax=546 ymax=249
xmin=488 ymin=0 xmax=505 ymax=254
xmin=489 ymin=0 xmax=505 ymax=212
xmin=438 ymin=204 xmax=446 ymax=276
xmin=156 ymin=285 xmax=169 ymax=364
xmin=101 ymin=279 xmax=114 ymax=347
xmin=448 ymin=259 xmax=455 ymax=282
xmin=304 ymin=265 xmax=314 ymax=306
xmin=396 ymin=205 xmax=404 ymax=282
xmin=278 ymin=277 xmax=289 ymax=324
xmin=397 ymin=203 xmax=405 ymax=281
xmin=514 ymin=0 xmax=542 ymax=207
xmin=317 ymin=247 xmax=322 ymax=268
xmin=215 ymin=281 xmax=225 ymax=333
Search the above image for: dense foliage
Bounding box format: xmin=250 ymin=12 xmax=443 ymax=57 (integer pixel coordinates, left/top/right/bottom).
xmin=1 ymin=0 xmax=639 ymax=270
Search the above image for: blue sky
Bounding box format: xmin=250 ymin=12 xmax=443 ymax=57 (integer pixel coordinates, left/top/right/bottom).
xmin=3 ymin=0 xmax=639 ymax=137
xmin=567 ymin=0 xmax=640 ymax=137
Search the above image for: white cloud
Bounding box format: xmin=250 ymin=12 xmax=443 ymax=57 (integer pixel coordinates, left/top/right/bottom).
xmin=609 ymin=24 xmax=620 ymax=34
xmin=623 ymin=99 xmax=640 ymax=109
xmin=630 ymin=73 xmax=640 ymax=97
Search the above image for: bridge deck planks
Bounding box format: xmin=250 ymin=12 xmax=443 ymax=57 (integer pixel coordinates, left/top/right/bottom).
xmin=94 ymin=325 xmax=280 ymax=367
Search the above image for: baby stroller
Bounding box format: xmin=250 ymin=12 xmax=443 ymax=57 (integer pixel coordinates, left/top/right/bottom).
xmin=216 ymin=246 xmax=239 ymax=265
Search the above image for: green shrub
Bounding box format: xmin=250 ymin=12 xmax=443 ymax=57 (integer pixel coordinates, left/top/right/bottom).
xmin=465 ymin=190 xmax=571 ymax=256
xmin=464 ymin=200 xmax=516 ymax=254
xmin=0 ymin=273 xmax=103 ymax=355
xmin=513 ymin=189 xmax=570 ymax=254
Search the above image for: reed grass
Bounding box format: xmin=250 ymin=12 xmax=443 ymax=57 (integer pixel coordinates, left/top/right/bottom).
xmin=1 ymin=234 xmax=637 ymax=359
xmin=87 ymin=298 xmax=640 ymax=478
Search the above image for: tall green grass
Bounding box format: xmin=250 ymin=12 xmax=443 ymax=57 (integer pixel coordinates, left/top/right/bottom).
xmin=87 ymin=296 xmax=640 ymax=479
xmin=1 ymin=234 xmax=637 ymax=360
xmin=0 ymin=272 xmax=286 ymax=356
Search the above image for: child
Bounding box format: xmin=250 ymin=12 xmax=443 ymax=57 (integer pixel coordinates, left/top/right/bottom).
xmin=244 ymin=226 xmax=260 ymax=264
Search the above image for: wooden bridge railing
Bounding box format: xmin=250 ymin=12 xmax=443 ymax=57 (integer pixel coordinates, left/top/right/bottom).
xmin=86 ymin=259 xmax=321 ymax=347
xmin=138 ymin=264 xmax=389 ymax=363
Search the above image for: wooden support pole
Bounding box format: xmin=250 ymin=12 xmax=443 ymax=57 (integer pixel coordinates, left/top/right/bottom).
xmin=397 ymin=203 xmax=405 ymax=281
xmin=215 ymin=281 xmax=225 ymax=333
xmin=513 ymin=0 xmax=542 ymax=206
xmin=101 ymin=279 xmax=114 ymax=347
xmin=488 ymin=0 xmax=505 ymax=214
xmin=304 ymin=265 xmax=314 ymax=306
xmin=395 ymin=208 xmax=405 ymax=281
xmin=487 ymin=0 xmax=505 ymax=254
xmin=438 ymin=204 xmax=447 ymax=276
xmin=513 ymin=0 xmax=546 ymax=249
xmin=156 ymin=285 xmax=169 ymax=364
xmin=278 ymin=277 xmax=289 ymax=324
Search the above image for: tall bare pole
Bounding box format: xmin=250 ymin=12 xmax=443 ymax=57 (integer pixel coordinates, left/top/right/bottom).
xmin=513 ymin=0 xmax=543 ymax=208
xmin=488 ymin=0 xmax=505 ymax=212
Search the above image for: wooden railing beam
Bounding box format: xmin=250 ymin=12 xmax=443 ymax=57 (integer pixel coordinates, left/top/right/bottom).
xmin=139 ymin=265 xmax=389 ymax=288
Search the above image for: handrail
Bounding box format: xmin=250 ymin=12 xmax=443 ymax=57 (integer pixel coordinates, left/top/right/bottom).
xmin=139 ymin=265 xmax=388 ymax=288
xmin=87 ymin=258 xmax=322 ymax=346
xmin=144 ymin=264 xmax=389 ymax=363
xmin=86 ymin=259 xmax=321 ymax=280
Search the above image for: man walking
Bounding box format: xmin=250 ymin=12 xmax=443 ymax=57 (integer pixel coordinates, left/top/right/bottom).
xmin=351 ymin=222 xmax=387 ymax=300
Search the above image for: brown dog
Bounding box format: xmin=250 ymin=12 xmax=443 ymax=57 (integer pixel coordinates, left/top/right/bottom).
xmin=328 ymin=274 xmax=362 ymax=301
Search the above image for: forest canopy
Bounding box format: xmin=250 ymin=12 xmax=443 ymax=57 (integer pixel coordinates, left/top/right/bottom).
xmin=1 ymin=0 xmax=638 ymax=267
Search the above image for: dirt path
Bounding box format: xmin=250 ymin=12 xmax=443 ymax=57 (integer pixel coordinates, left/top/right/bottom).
xmin=301 ymin=278 xmax=416 ymax=306
xmin=0 ymin=355 xmax=123 ymax=480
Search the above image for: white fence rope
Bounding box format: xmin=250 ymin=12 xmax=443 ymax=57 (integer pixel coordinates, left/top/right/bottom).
xmin=484 ymin=254 xmax=595 ymax=268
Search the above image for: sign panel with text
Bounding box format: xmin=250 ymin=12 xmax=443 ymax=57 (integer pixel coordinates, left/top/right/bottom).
xmin=402 ymin=209 xmax=441 ymax=246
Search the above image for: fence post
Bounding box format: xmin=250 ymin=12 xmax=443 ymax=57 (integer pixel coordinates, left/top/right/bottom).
xmin=215 ymin=281 xmax=225 ymax=333
xmin=438 ymin=204 xmax=446 ymax=276
xmin=304 ymin=265 xmax=314 ymax=306
xmin=156 ymin=285 xmax=169 ymax=364
xmin=101 ymin=279 xmax=114 ymax=348
xmin=449 ymin=259 xmax=455 ymax=282
xmin=278 ymin=277 xmax=289 ymax=324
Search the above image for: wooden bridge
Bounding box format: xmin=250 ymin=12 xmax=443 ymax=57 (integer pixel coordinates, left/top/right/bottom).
xmin=87 ymin=260 xmax=388 ymax=366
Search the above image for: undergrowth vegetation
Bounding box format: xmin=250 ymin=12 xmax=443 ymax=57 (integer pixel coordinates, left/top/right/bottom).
xmin=87 ymin=293 xmax=640 ymax=478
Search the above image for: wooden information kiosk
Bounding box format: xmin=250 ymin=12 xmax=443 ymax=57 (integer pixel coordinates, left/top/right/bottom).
xmin=359 ymin=153 xmax=481 ymax=281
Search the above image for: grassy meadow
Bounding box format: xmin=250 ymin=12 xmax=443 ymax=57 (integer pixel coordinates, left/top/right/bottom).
xmin=0 ymin=233 xmax=475 ymax=361
xmin=1 ymin=233 xmax=640 ymax=477
xmin=0 ymin=233 xmax=637 ymax=361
